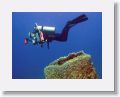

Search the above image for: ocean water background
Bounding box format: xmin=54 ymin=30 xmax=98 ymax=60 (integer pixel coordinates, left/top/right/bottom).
xmin=12 ymin=12 xmax=102 ymax=79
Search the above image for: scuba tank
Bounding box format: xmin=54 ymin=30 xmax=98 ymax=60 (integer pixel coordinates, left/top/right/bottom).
xmin=42 ymin=26 xmax=55 ymax=35
xmin=34 ymin=25 xmax=55 ymax=35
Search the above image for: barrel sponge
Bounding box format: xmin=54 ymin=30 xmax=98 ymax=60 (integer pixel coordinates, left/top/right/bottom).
xmin=44 ymin=51 xmax=98 ymax=79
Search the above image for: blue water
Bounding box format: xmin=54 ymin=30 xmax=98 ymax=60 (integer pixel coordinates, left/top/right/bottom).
xmin=12 ymin=12 xmax=102 ymax=79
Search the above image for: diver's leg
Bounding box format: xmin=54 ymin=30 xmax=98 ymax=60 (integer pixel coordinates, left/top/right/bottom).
xmin=59 ymin=14 xmax=88 ymax=41
xmin=50 ymin=18 xmax=81 ymax=42
xmin=48 ymin=14 xmax=88 ymax=42
xmin=58 ymin=26 xmax=70 ymax=41
xmin=55 ymin=21 xmax=74 ymax=41
xmin=47 ymin=33 xmax=63 ymax=41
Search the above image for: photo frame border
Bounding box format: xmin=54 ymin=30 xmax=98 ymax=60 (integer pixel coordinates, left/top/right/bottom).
xmin=0 ymin=0 xmax=114 ymax=91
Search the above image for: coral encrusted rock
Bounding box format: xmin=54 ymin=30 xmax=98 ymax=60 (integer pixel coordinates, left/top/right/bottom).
xmin=44 ymin=51 xmax=98 ymax=79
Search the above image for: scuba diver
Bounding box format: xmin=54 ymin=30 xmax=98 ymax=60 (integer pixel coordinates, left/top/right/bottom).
xmin=24 ymin=14 xmax=88 ymax=49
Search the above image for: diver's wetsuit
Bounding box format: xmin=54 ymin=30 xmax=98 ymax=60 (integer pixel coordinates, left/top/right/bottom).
xmin=46 ymin=14 xmax=88 ymax=42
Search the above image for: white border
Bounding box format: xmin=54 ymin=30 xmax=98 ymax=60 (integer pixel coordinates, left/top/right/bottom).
xmin=0 ymin=0 xmax=114 ymax=91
